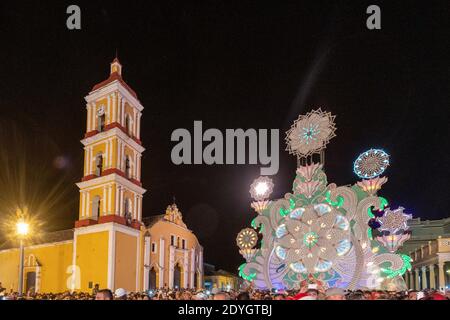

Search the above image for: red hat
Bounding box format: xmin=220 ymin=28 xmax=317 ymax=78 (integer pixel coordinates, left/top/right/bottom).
xmin=292 ymin=293 xmax=309 ymax=300
xmin=432 ymin=293 xmax=447 ymax=300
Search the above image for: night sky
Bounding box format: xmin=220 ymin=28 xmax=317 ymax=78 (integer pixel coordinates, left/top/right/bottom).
xmin=0 ymin=1 xmax=449 ymax=272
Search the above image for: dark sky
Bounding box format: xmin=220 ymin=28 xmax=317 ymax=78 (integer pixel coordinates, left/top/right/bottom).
xmin=0 ymin=1 xmax=449 ymax=272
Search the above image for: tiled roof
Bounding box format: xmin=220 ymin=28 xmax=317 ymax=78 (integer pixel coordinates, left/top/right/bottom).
xmin=91 ymin=72 xmax=138 ymax=99
xmin=0 ymin=229 xmax=74 ymax=251
xmin=142 ymin=214 xmax=165 ymax=228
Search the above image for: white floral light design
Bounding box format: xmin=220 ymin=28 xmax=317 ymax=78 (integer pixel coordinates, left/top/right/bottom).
xmin=286 ymin=109 xmax=337 ymax=157
xmin=249 ymin=176 xmax=274 ymax=201
xmin=275 ymin=204 xmax=352 ymax=274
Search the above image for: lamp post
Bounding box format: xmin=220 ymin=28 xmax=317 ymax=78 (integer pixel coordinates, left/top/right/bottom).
xmin=16 ymin=220 xmax=29 ymax=297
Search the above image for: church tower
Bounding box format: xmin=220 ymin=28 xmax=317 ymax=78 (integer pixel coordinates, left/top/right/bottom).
xmin=73 ymin=58 xmax=146 ymax=292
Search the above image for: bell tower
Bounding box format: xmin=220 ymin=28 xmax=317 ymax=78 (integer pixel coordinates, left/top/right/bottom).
xmin=76 ymin=58 xmax=146 ymax=226
xmin=73 ymin=58 xmax=146 ymax=292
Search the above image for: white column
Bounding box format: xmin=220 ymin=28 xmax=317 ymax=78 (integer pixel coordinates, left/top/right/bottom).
xmin=137 ymin=112 xmax=141 ymax=139
xmin=105 ymin=141 xmax=109 ymax=169
xmin=133 ymin=194 xmax=138 ymax=220
xmin=109 ymin=139 xmax=113 ymax=167
xmin=138 ymin=195 xmax=142 ymax=221
xmin=86 ymin=105 xmax=91 ymax=132
xmin=438 ymin=262 xmax=446 ymax=291
xmin=190 ymin=248 xmax=195 ymax=289
xmin=429 ymin=264 xmax=436 ymax=289
xmin=91 ymin=103 xmax=96 ymax=131
xmin=133 ymin=109 xmax=138 ymax=137
xmin=183 ymin=250 xmax=189 ymax=288
xmin=415 ymin=268 xmax=420 ymax=290
xmin=119 ymin=187 xmax=124 ymax=216
xmin=107 ymin=95 xmax=111 ymax=125
xmin=88 ymin=146 xmax=93 ymax=174
xmin=159 ymin=238 xmax=165 ymax=288
xmin=81 ymin=191 xmax=86 ymax=218
xmin=134 ymin=150 xmax=138 ymax=179
xmin=117 ymin=140 xmax=121 ymax=170
xmin=143 ymin=236 xmax=151 ymax=291
xmin=199 ymin=247 xmax=204 ymax=288
xmin=83 ymin=148 xmax=88 ymax=176
xmin=121 ymin=98 xmax=125 ymax=126
xmin=103 ymin=186 xmax=107 ymax=216
xmin=85 ymin=192 xmax=90 ymax=218
xmin=169 ymin=246 xmax=174 ymax=289
xmin=115 ymin=185 xmax=120 ymax=215
xmin=421 ymin=266 xmax=428 ymax=289
xmin=108 ymin=184 xmax=112 ymax=215
xmin=137 ymin=154 xmax=141 ymax=180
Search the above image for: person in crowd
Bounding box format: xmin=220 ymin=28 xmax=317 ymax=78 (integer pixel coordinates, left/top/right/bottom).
xmin=92 ymin=283 xmax=99 ymax=296
xmin=213 ymin=291 xmax=231 ymax=300
xmin=325 ymin=288 xmax=346 ymax=300
xmin=407 ymin=290 xmax=418 ymax=300
xmin=114 ymin=288 xmax=127 ymax=300
xmin=236 ymin=292 xmax=251 ymax=300
xmin=95 ymin=289 xmax=113 ymax=300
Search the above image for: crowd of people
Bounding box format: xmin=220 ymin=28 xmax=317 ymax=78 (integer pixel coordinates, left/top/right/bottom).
xmin=1 ymin=282 xmax=449 ymax=300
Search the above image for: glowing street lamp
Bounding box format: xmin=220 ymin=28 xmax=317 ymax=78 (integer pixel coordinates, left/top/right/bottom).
xmin=249 ymin=176 xmax=274 ymax=213
xmin=16 ymin=219 xmax=30 ymax=297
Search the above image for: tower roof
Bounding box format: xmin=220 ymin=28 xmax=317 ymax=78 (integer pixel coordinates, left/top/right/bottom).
xmin=91 ymin=58 xmax=138 ymax=99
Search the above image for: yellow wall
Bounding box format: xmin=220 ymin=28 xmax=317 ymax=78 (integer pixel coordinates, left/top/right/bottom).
xmin=114 ymin=231 xmax=137 ymax=291
xmin=0 ymin=241 xmax=73 ymax=293
xmin=75 ymin=231 xmax=109 ymax=292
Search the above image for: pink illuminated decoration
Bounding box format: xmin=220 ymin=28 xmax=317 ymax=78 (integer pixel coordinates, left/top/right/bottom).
xmin=296 ymin=163 xmax=322 ymax=182
xmin=357 ymin=176 xmax=388 ymax=196
xmin=375 ymin=233 xmax=411 ymax=253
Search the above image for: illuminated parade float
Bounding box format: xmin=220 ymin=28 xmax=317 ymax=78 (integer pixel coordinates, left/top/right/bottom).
xmin=236 ymin=109 xmax=412 ymax=291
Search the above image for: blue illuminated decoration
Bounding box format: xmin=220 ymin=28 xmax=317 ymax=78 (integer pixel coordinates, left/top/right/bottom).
xmin=353 ymin=149 xmax=390 ymax=179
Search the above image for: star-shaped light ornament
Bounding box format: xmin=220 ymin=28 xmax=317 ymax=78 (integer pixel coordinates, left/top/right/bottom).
xmin=377 ymin=207 xmax=412 ymax=234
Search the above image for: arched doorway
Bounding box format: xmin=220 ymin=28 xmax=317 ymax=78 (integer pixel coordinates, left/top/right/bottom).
xmin=173 ymin=264 xmax=181 ymax=289
xmin=25 ymin=271 xmax=36 ymax=294
xmin=149 ymin=267 xmax=157 ymax=289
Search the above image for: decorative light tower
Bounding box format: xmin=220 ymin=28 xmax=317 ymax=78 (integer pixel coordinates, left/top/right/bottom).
xmin=236 ymin=108 xmax=413 ymax=291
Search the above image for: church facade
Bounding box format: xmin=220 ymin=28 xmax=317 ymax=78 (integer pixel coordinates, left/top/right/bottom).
xmin=0 ymin=59 xmax=203 ymax=293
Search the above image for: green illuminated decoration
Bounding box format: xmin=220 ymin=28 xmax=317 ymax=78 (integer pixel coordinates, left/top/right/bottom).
xmin=381 ymin=254 xmax=412 ymax=278
xmin=238 ymin=263 xmax=257 ymax=281
xmin=325 ymin=191 xmax=344 ymax=208
xmin=368 ymin=228 xmax=373 ymax=240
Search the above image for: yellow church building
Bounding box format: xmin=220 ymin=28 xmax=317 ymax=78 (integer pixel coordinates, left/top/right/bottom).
xmin=0 ymin=59 xmax=204 ymax=294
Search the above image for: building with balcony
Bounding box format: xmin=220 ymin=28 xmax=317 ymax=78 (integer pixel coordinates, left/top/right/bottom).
xmin=400 ymin=218 xmax=450 ymax=291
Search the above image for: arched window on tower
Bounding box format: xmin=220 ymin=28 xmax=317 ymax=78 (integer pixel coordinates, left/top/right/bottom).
xmin=95 ymin=154 xmax=103 ymax=176
xmin=125 ymin=114 xmax=131 ymax=136
xmin=97 ymin=114 xmax=105 ymax=132
xmin=125 ymin=156 xmax=131 ymax=179
xmin=92 ymin=196 xmax=101 ymax=219
xmin=124 ymin=198 xmax=132 ymax=225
